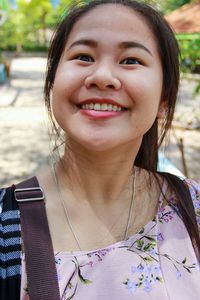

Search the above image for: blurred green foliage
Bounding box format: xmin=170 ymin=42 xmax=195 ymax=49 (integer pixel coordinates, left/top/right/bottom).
xmin=177 ymin=34 xmax=200 ymax=73
xmin=0 ymin=0 xmax=87 ymax=52
xmin=160 ymin=0 xmax=191 ymax=13
xmin=0 ymin=0 xmax=57 ymax=52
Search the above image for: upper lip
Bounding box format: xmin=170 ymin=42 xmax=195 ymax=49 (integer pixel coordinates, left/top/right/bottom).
xmin=78 ymin=98 xmax=127 ymax=108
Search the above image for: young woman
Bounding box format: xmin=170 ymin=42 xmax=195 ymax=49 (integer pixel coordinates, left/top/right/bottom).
xmin=1 ymin=1 xmax=200 ymax=299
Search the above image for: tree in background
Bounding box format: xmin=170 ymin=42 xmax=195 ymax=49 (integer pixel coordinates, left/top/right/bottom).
xmin=17 ymin=0 xmax=53 ymax=49
xmin=0 ymin=0 xmax=195 ymax=52
xmin=0 ymin=7 xmax=21 ymax=51
xmin=160 ymin=0 xmax=192 ymax=13
xmin=0 ymin=0 xmax=54 ymax=52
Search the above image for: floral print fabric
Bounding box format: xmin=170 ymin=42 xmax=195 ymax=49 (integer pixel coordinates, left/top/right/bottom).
xmin=20 ymin=179 xmax=200 ymax=299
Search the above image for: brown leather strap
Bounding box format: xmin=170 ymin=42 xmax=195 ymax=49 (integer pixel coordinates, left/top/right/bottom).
xmin=14 ymin=176 xmax=60 ymax=300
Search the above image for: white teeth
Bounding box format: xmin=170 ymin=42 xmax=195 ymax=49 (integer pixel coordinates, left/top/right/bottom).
xmin=101 ymin=103 xmax=108 ymax=111
xmin=81 ymin=103 xmax=124 ymax=112
xmin=94 ymin=103 xmax=101 ymax=111
xmin=89 ymin=103 xmax=94 ymax=109
xmin=107 ymin=104 xmax=113 ymax=111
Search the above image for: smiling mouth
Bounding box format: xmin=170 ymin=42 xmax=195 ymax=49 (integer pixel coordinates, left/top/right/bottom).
xmin=77 ymin=103 xmax=128 ymax=112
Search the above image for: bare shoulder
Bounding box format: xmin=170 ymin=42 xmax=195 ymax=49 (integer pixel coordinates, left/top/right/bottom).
xmin=35 ymin=166 xmax=62 ymax=215
xmin=36 ymin=166 xmax=54 ymax=191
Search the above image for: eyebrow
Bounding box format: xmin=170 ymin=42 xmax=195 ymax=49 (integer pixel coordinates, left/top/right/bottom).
xmin=67 ymin=39 xmax=152 ymax=56
xmin=68 ymin=39 xmax=98 ymax=50
xmin=119 ymin=41 xmax=152 ymax=56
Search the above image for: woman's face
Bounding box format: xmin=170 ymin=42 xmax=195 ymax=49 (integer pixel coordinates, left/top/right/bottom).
xmin=52 ymin=4 xmax=164 ymax=153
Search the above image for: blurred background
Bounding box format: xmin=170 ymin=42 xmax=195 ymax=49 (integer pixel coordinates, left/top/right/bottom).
xmin=0 ymin=0 xmax=200 ymax=186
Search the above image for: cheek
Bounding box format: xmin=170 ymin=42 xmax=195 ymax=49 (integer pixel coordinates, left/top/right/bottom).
xmin=126 ymin=80 xmax=162 ymax=109
xmin=124 ymin=68 xmax=162 ymax=96
xmin=55 ymin=61 xmax=86 ymax=86
xmin=52 ymin=71 xmax=76 ymax=108
xmin=51 ymin=85 xmax=63 ymax=122
xmin=125 ymin=76 xmax=163 ymax=125
xmin=132 ymin=70 xmax=162 ymax=96
xmin=53 ymin=63 xmax=75 ymax=91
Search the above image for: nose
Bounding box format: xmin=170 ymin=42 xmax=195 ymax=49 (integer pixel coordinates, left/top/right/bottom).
xmin=85 ymin=62 xmax=121 ymax=90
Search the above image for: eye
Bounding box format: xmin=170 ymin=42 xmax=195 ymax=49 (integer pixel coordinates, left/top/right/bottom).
xmin=120 ymin=57 xmax=141 ymax=65
xmin=74 ymin=54 xmax=94 ymax=62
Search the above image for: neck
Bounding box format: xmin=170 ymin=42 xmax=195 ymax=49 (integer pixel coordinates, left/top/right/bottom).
xmin=56 ymin=140 xmax=141 ymax=204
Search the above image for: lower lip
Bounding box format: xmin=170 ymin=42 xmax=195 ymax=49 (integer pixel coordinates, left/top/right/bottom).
xmin=80 ymin=109 xmax=123 ymax=119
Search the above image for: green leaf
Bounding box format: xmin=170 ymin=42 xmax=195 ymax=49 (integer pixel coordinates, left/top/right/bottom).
xmin=156 ymin=277 xmax=163 ymax=282
xmin=136 ymin=239 xmax=144 ymax=249
xmin=78 ymin=268 xmax=92 ymax=284
xmin=139 ymin=274 xmax=144 ymax=281
xmin=143 ymin=256 xmax=153 ymax=262
xmin=193 ymin=83 xmax=200 ymax=98
xmin=182 ymin=257 xmax=187 ymax=264
xmin=184 ymin=266 xmax=192 ymax=274
xmin=143 ymin=243 xmax=153 ymax=252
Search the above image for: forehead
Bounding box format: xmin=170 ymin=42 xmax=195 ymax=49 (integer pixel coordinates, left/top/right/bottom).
xmin=66 ymin=4 xmax=158 ymax=52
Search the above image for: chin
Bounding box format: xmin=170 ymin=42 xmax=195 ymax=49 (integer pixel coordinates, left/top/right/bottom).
xmin=69 ymin=133 xmax=120 ymax=153
xmin=81 ymin=139 xmax=116 ymax=152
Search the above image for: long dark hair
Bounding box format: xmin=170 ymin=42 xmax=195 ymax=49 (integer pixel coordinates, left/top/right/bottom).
xmin=44 ymin=0 xmax=200 ymax=258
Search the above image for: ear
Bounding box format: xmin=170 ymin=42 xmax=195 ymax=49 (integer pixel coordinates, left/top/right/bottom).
xmin=157 ymin=101 xmax=168 ymax=119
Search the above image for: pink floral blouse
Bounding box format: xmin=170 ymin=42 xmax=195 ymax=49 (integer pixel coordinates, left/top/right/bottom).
xmin=20 ymin=179 xmax=200 ymax=299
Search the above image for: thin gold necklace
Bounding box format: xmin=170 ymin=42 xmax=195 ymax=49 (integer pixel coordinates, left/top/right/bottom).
xmin=52 ymin=163 xmax=136 ymax=251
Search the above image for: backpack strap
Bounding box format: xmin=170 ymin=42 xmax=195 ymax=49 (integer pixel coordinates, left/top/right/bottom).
xmin=14 ymin=176 xmax=60 ymax=300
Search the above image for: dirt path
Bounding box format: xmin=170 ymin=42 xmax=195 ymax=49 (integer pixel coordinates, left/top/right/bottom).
xmin=165 ymin=127 xmax=200 ymax=181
